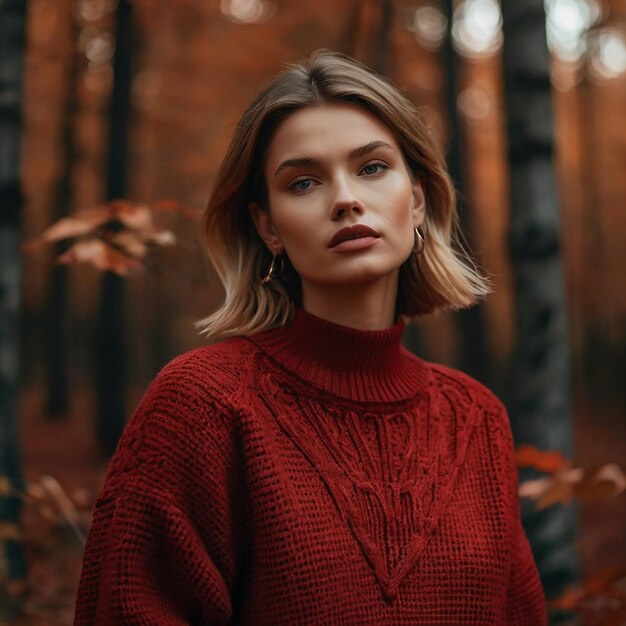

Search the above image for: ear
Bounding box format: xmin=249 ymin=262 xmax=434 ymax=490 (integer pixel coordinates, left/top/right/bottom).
xmin=410 ymin=172 xmax=426 ymax=227
xmin=249 ymin=202 xmax=283 ymax=253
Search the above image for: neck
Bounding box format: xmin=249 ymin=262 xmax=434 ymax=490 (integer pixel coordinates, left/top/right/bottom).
xmin=301 ymin=271 xmax=399 ymax=330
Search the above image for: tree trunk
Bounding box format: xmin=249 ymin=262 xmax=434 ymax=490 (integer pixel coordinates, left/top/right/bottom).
xmin=0 ymin=0 xmax=27 ymax=616
xmin=343 ymin=0 xmax=392 ymax=73
xmin=442 ymin=0 xmax=487 ymax=382
xmin=46 ymin=9 xmax=82 ymax=419
xmin=501 ymin=0 xmax=579 ymax=601
xmin=96 ymin=0 xmax=133 ymax=455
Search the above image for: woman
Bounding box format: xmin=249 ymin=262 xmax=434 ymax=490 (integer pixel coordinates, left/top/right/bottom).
xmin=74 ymin=50 xmax=547 ymax=625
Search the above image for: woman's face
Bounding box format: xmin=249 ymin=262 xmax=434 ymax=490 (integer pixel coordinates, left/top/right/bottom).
xmin=250 ymin=102 xmax=425 ymax=298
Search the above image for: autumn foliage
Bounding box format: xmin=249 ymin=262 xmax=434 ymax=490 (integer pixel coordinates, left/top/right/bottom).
xmin=25 ymin=199 xmax=199 ymax=276
xmin=517 ymin=446 xmax=626 ymax=624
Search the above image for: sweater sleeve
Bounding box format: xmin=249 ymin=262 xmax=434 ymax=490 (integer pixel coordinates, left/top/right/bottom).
xmin=74 ymin=352 xmax=243 ymax=625
xmin=488 ymin=399 xmax=548 ymax=626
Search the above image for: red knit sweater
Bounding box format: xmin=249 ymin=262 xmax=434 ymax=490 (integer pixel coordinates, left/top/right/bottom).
xmin=74 ymin=309 xmax=547 ymax=625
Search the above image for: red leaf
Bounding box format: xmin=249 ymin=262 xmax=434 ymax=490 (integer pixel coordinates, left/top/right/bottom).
xmin=515 ymin=444 xmax=571 ymax=472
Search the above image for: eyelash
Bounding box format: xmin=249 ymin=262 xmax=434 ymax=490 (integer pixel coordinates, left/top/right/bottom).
xmin=288 ymin=161 xmax=389 ymax=193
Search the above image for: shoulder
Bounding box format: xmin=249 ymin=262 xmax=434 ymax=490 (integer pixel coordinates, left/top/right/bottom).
xmin=427 ymin=364 xmax=518 ymax=476
xmin=144 ymin=336 xmax=259 ymax=410
xmin=427 ymin=361 xmax=506 ymax=415
xmin=99 ymin=338 xmax=259 ymax=501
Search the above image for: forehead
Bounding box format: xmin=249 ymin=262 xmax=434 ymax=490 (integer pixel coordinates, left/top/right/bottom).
xmin=265 ymin=103 xmax=400 ymax=166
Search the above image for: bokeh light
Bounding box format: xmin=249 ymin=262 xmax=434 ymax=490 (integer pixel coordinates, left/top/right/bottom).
xmin=406 ymin=4 xmax=448 ymax=52
xmin=77 ymin=0 xmax=118 ymax=23
xmin=457 ymin=84 xmax=492 ymax=121
xmin=545 ymin=0 xmax=603 ymax=63
xmin=452 ymin=0 xmax=503 ymax=58
xmin=220 ymin=0 xmax=276 ymax=24
xmin=587 ymin=28 xmax=626 ymax=81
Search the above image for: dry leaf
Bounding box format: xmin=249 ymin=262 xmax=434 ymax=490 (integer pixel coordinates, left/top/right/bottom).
xmin=144 ymin=229 xmax=177 ymax=246
xmin=110 ymin=231 xmax=148 ymax=258
xmin=109 ymin=200 xmax=153 ymax=230
xmin=37 ymin=217 xmax=96 ymax=242
xmin=58 ymin=240 xmax=141 ymax=275
xmin=594 ymin=464 xmax=626 ymax=495
xmin=515 ymin=444 xmax=571 ymax=472
xmin=519 ymin=468 xmax=584 ymax=509
xmin=549 ymin=585 xmax=582 ymax=610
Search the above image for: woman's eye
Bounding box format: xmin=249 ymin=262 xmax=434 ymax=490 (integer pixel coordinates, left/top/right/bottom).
xmin=290 ymin=178 xmax=315 ymax=192
xmin=361 ymin=163 xmax=387 ymax=176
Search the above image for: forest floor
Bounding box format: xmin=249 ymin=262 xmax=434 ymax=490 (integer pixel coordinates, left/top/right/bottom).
xmin=3 ymin=384 xmax=625 ymax=626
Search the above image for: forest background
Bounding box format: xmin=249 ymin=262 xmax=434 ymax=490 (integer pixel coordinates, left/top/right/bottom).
xmin=0 ymin=0 xmax=624 ymax=624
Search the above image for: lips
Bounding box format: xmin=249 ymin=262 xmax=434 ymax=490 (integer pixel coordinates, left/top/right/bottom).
xmin=328 ymin=225 xmax=381 ymax=248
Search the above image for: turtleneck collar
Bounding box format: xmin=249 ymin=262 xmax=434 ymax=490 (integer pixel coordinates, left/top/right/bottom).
xmin=245 ymin=308 xmax=430 ymax=403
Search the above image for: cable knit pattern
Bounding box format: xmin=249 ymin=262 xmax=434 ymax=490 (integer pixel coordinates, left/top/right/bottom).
xmin=74 ymin=309 xmax=547 ymax=625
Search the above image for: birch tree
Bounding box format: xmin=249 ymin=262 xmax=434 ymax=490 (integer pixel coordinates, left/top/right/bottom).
xmin=501 ymin=0 xmax=579 ymax=600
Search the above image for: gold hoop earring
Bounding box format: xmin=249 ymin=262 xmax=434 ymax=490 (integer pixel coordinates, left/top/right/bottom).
xmin=413 ymin=227 xmax=425 ymax=255
xmin=261 ymin=252 xmax=284 ymax=285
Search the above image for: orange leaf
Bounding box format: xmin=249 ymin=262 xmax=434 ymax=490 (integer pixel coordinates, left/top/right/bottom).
xmin=58 ymin=240 xmax=141 ymax=275
xmin=143 ymin=229 xmax=177 ymax=246
xmin=594 ymin=463 xmax=626 ymax=495
xmin=520 ymin=468 xmax=583 ymax=509
xmin=36 ymin=217 xmax=98 ymax=241
xmin=575 ymin=464 xmax=626 ymax=501
xmin=519 ymin=477 xmax=551 ymax=500
xmin=515 ymin=444 xmax=571 ymax=472
xmin=108 ymin=200 xmax=154 ymax=230
xmin=549 ymin=585 xmax=583 ymax=610
xmin=110 ymin=231 xmax=148 ymax=258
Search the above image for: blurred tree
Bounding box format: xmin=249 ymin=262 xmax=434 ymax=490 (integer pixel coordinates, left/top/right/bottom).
xmin=442 ymin=0 xmax=487 ymax=382
xmin=96 ymin=0 xmax=134 ymax=455
xmin=501 ymin=0 xmax=580 ymax=602
xmin=45 ymin=7 xmax=82 ymax=419
xmin=345 ymin=0 xmax=393 ymax=73
xmin=0 ymin=0 xmax=27 ymax=614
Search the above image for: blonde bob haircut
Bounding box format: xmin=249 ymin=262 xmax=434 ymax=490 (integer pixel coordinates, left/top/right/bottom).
xmin=197 ymin=50 xmax=491 ymax=340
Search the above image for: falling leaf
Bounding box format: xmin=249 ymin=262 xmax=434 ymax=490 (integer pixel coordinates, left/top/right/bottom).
xmin=108 ymin=200 xmax=153 ymax=230
xmin=144 ymin=229 xmax=177 ymax=246
xmin=519 ymin=467 xmax=584 ymax=509
xmin=515 ymin=444 xmax=571 ymax=472
xmin=36 ymin=217 xmax=97 ymax=242
xmin=110 ymin=231 xmax=148 ymax=258
xmin=58 ymin=239 xmax=141 ymax=275
xmin=594 ymin=463 xmax=626 ymax=495
xmin=549 ymin=585 xmax=582 ymax=610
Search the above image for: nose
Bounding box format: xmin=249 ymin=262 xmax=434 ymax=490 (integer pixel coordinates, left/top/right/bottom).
xmin=330 ymin=177 xmax=365 ymax=221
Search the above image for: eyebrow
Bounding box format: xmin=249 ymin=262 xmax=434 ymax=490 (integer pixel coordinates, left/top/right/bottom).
xmin=273 ymin=140 xmax=395 ymax=177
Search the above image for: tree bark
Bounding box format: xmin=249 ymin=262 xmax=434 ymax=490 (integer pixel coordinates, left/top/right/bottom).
xmin=96 ymin=0 xmax=133 ymax=455
xmin=442 ymin=0 xmax=487 ymax=382
xmin=501 ymin=0 xmax=579 ymax=600
xmin=0 ymin=0 xmax=27 ymax=614
xmin=46 ymin=9 xmax=82 ymax=419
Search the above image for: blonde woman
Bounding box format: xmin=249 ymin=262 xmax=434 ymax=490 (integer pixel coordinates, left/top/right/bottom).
xmin=75 ymin=51 xmax=547 ymax=625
